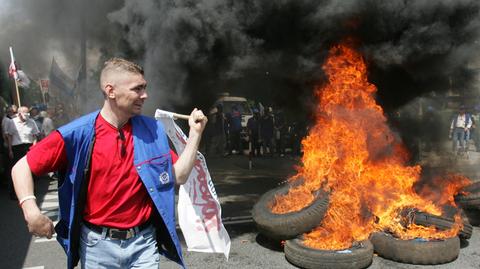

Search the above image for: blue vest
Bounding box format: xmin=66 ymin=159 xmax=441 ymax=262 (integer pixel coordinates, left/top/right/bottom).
xmin=55 ymin=111 xmax=184 ymax=269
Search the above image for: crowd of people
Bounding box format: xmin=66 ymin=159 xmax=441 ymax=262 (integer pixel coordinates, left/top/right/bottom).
xmin=204 ymin=104 xmax=305 ymax=158
xmin=0 ymin=103 xmax=66 ymax=199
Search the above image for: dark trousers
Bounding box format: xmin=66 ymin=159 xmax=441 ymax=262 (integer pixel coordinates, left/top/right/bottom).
xmin=250 ymin=134 xmax=260 ymax=156
xmin=9 ymin=143 xmax=32 ymax=196
xmin=229 ymin=130 xmax=241 ymax=153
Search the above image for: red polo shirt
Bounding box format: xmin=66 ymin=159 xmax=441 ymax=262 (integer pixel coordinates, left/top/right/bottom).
xmin=27 ymin=114 xmax=178 ymax=229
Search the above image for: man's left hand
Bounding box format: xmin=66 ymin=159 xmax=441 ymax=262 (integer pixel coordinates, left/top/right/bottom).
xmin=189 ymin=108 xmax=208 ymax=135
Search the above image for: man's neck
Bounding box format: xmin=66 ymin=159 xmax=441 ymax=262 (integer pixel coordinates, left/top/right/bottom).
xmin=100 ymin=106 xmax=130 ymax=128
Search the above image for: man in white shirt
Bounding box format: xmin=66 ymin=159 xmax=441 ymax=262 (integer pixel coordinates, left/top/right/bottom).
xmin=4 ymin=106 xmax=39 ymax=199
xmin=449 ymin=105 xmax=472 ymax=155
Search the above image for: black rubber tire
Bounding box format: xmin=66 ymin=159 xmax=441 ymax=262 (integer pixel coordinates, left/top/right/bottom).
xmin=284 ymin=238 xmax=373 ymax=269
xmin=412 ymin=211 xmax=473 ymax=239
xmin=252 ymin=182 xmax=329 ymax=241
xmin=455 ymin=182 xmax=480 ymax=209
xmin=463 ymin=209 xmax=480 ymax=226
xmin=370 ymin=232 xmax=460 ymax=265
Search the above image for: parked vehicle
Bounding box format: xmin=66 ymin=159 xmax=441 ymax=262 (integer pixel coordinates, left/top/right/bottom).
xmin=211 ymin=93 xmax=253 ymax=153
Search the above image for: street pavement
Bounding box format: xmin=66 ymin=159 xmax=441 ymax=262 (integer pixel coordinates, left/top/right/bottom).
xmin=0 ymin=153 xmax=479 ymax=269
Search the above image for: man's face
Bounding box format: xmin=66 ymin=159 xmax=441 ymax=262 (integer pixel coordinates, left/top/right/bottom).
xmin=111 ymin=72 xmax=148 ymax=116
xmin=18 ymin=109 xmax=29 ymax=122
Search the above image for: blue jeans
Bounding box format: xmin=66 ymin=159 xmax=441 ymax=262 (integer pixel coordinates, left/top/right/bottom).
xmin=80 ymin=223 xmax=160 ymax=269
xmin=452 ymin=128 xmax=469 ymax=152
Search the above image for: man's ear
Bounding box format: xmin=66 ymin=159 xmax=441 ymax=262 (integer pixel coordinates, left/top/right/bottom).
xmin=105 ymin=84 xmax=115 ymax=99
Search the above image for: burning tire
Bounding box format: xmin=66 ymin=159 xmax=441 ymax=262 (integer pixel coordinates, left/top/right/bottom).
xmin=284 ymin=238 xmax=373 ymax=269
xmin=252 ymin=182 xmax=329 ymax=240
xmin=370 ymin=232 xmax=460 ymax=265
xmin=412 ymin=211 xmax=473 ymax=239
xmin=455 ymin=182 xmax=480 ymax=209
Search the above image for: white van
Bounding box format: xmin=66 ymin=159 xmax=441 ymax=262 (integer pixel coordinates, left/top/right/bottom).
xmin=212 ymin=93 xmax=253 ymax=128
xmin=211 ymin=93 xmax=253 ymax=148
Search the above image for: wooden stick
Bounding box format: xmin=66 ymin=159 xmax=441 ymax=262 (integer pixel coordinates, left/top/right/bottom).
xmin=172 ymin=113 xmax=190 ymax=120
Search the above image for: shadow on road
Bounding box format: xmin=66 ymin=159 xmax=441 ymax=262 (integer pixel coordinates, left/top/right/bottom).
xmin=0 ymin=176 xmax=51 ymax=269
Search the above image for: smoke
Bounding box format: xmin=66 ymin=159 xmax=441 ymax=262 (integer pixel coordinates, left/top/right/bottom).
xmin=0 ymin=0 xmax=123 ymax=110
xmin=108 ymin=0 xmax=480 ymax=115
xmin=1 ymin=0 xmax=479 ymax=116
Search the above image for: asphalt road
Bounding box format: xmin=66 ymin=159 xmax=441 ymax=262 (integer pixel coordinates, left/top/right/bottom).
xmin=0 ymin=154 xmax=479 ymax=269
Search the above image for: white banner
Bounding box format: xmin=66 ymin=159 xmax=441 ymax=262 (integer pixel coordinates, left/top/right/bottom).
xmin=155 ymin=109 xmax=231 ymax=259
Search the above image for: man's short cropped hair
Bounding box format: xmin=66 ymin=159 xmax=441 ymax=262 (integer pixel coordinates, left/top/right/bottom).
xmin=101 ymin=57 xmax=144 ymax=77
xmin=100 ymin=58 xmax=144 ymax=94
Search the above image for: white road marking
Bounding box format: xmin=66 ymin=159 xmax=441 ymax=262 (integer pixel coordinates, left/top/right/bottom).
xmin=43 ymin=193 xmax=58 ymax=200
xmin=34 ymin=235 xmax=57 ymax=243
xmin=39 ymin=201 xmax=58 ymax=208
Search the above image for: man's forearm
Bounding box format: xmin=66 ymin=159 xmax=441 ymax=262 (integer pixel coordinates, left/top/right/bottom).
xmin=173 ymin=132 xmax=202 ymax=185
xmin=12 ymin=157 xmax=41 ymax=218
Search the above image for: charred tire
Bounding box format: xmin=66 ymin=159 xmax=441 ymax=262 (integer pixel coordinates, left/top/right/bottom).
xmin=463 ymin=209 xmax=480 ymax=226
xmin=455 ymin=182 xmax=480 ymax=209
xmin=252 ymin=183 xmax=329 ymax=241
xmin=284 ymin=238 xmax=373 ymax=269
xmin=412 ymin=212 xmax=473 ymax=239
xmin=370 ymin=232 xmax=460 ymax=265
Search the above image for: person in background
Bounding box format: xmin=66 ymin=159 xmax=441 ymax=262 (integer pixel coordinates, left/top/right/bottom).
xmin=274 ymin=109 xmax=286 ymax=157
xmin=5 ymin=106 xmax=40 ymax=200
xmin=1 ymin=105 xmax=16 ymax=189
xmin=449 ymin=105 xmax=472 ymax=155
xmin=260 ymin=107 xmax=274 ymax=156
xmin=40 ymin=110 xmax=55 ymax=136
xmin=208 ymin=104 xmax=226 ymax=156
xmin=30 ymin=106 xmax=43 ymax=136
xmin=53 ymin=104 xmax=69 ymax=127
xmin=247 ymin=108 xmax=261 ymax=156
xmin=11 ymin=58 xmax=207 ymax=269
xmin=228 ymin=105 xmax=242 ymax=155
xmin=470 ymin=107 xmax=480 ymax=152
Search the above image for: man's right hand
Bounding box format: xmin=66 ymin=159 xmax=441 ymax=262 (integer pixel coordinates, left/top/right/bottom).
xmin=23 ymin=201 xmax=55 ymax=239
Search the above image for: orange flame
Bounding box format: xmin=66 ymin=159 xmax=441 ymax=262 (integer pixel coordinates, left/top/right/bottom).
xmin=270 ymin=42 xmax=471 ymax=250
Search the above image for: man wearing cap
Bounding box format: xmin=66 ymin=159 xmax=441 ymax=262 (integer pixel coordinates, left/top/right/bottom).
xmin=11 ymin=58 xmax=207 ymax=269
xmin=449 ymin=105 xmax=472 ymax=155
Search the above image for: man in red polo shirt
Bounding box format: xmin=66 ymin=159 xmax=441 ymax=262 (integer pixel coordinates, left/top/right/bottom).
xmin=12 ymin=58 xmax=207 ymax=268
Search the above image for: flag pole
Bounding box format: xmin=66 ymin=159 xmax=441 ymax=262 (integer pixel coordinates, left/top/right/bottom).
xmin=9 ymin=46 xmax=21 ymax=107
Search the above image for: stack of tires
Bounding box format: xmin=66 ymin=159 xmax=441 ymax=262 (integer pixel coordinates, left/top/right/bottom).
xmin=252 ymin=182 xmax=374 ymax=269
xmin=455 ymin=181 xmax=480 ymax=226
xmin=253 ymin=182 xmax=474 ymax=268
xmin=371 ymin=210 xmax=472 ymax=265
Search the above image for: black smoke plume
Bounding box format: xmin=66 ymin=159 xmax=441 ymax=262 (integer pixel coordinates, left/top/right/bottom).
xmin=1 ymin=0 xmax=479 ymax=117
xmin=110 ymin=0 xmax=480 ymax=116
